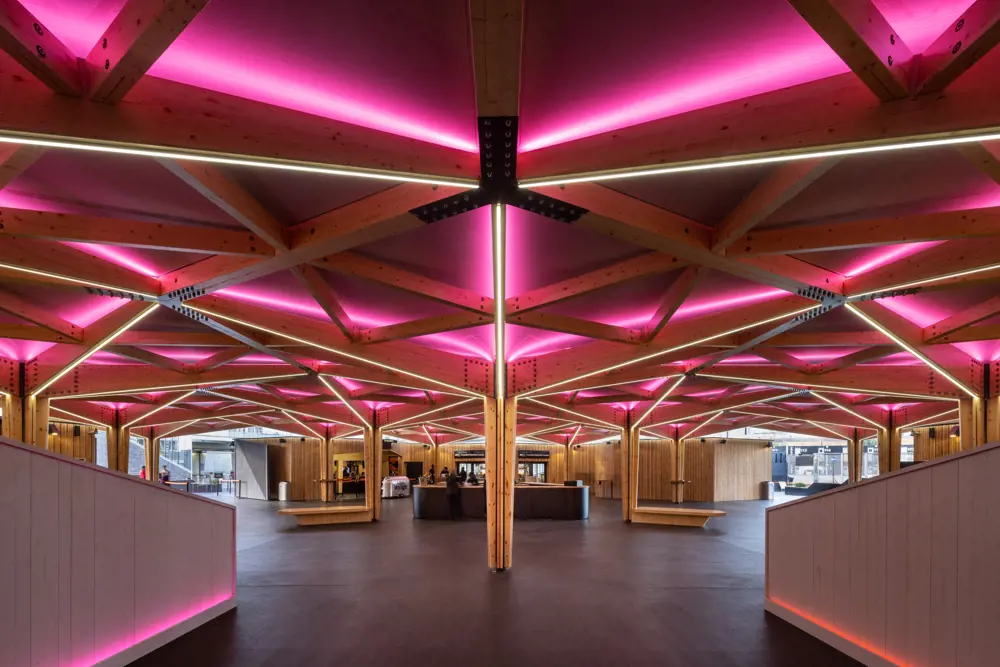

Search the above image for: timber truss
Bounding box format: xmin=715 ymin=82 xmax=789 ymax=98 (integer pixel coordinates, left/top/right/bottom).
xmin=1 ymin=0 xmax=1000 ymax=463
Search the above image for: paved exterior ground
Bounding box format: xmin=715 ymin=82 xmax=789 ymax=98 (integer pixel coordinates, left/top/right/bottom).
xmin=134 ymin=495 xmax=858 ymax=666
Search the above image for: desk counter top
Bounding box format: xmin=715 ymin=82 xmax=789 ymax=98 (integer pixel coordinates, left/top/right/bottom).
xmin=412 ymin=483 xmax=589 ymax=520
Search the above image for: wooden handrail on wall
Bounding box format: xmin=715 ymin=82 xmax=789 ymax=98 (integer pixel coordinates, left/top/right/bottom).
xmin=765 ymin=441 xmax=1000 ymax=667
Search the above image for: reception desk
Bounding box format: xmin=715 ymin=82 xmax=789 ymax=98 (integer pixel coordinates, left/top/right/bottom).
xmin=412 ymin=483 xmax=589 ymax=520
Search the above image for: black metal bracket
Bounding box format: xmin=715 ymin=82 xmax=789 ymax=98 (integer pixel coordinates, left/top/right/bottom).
xmin=408 ymin=115 xmax=589 ymax=224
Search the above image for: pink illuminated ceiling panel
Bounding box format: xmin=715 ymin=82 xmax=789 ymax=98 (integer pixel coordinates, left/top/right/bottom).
xmin=519 ymin=0 xmax=975 ymax=151
xmin=21 ymin=0 xmax=478 ymax=151
xmin=767 ymin=148 xmax=1000 ymax=227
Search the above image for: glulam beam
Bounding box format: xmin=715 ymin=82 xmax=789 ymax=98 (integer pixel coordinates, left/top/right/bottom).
xmin=0 ymin=286 xmax=82 ymax=341
xmin=470 ymin=0 xmax=523 ymax=116
xmin=915 ymin=0 xmax=1000 ymax=94
xmin=0 ymin=0 xmax=81 ymax=95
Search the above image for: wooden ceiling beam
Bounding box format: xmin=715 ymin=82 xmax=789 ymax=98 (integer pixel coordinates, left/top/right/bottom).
xmin=786 ymin=0 xmax=913 ymax=101
xmin=43 ymin=364 xmax=306 ymax=399
xmin=0 ymin=50 xmax=478 ymax=179
xmin=845 ymin=238 xmax=1000 ymax=296
xmin=0 ymin=207 xmax=272 ymax=256
xmin=189 ymin=346 xmax=250 ymax=372
xmin=359 ymin=311 xmax=492 ymax=344
xmin=508 ymin=252 xmax=683 ymax=316
xmin=730 ymin=205 xmax=1000 ymax=256
xmin=696 ymin=365 xmax=965 ymax=399
xmin=470 ymin=0 xmax=523 ymax=116
xmin=809 ymin=346 xmax=896 ymax=374
xmin=915 ymin=0 xmax=1000 ymax=94
xmin=756 ymin=331 xmax=891 ymax=347
xmin=0 ymin=285 xmax=82 ymax=341
xmin=752 ymin=347 xmax=811 ymax=373
xmin=161 ymin=160 xmax=289 ymax=252
xmin=115 ymin=330 xmax=243 ymax=346
xmin=87 ymin=0 xmax=209 ymax=103
xmin=293 ymin=265 xmax=359 ymax=341
xmin=507 ymin=311 xmax=642 ymax=344
xmin=923 ymin=294 xmax=1000 ymax=342
xmin=0 ymin=324 xmax=74 ymax=342
xmin=712 ymin=158 xmax=837 ymax=253
xmin=642 ymin=266 xmax=704 ymax=341
xmin=0 ymin=236 xmax=162 ymax=296
xmin=538 ymin=183 xmax=844 ymax=295
xmin=105 ymin=344 xmax=191 ymax=374
xmin=179 ymin=184 xmax=457 ymax=295
xmin=926 ymin=323 xmax=1000 ymax=344
xmin=0 ymin=0 xmax=82 ymax=95
xmin=317 ymin=251 xmax=493 ymax=314
xmin=0 ymin=143 xmax=43 ymax=190
xmin=516 ymin=45 xmax=1000 ymax=182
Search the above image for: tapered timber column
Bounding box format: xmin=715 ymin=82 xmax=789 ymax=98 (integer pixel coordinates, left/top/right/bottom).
xmin=1 ymin=392 xmax=23 ymax=441
xmin=485 ymin=396 xmax=516 ymax=571
xmin=621 ymin=413 xmax=638 ymax=522
xmin=364 ymin=424 xmax=383 ymax=521
xmin=959 ymin=397 xmax=985 ymax=450
xmin=24 ymin=395 xmax=50 ymax=448
xmin=672 ymin=435 xmax=685 ymax=503
xmin=146 ymin=434 xmax=160 ymax=481
xmin=848 ymin=429 xmax=862 ymax=483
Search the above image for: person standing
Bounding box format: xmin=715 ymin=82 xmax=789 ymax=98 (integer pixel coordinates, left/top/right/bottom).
xmin=139 ymin=465 xmax=147 ymax=480
xmin=159 ymin=466 xmax=170 ymax=485
xmin=446 ymin=468 xmax=461 ymax=520
xmin=428 ymin=464 xmax=436 ymax=485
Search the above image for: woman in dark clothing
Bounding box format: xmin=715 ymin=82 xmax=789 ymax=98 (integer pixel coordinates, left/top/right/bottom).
xmin=445 ymin=470 xmax=461 ymax=520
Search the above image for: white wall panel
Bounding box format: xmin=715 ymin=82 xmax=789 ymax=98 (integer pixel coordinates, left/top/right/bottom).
xmin=0 ymin=437 xmax=236 ymax=667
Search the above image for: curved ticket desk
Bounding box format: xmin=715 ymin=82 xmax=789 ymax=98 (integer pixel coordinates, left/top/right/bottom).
xmin=412 ymin=483 xmax=589 ymax=520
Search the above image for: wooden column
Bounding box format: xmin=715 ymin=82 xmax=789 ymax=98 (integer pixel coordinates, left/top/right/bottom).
xmin=672 ymin=437 xmax=686 ymax=503
xmin=23 ymin=395 xmax=50 ymax=448
xmin=986 ymin=395 xmax=1000 ymax=444
xmin=363 ymin=425 xmax=382 ymax=521
xmin=1 ymin=391 xmax=23 ymax=441
xmin=959 ymin=396 xmax=985 ymax=450
xmin=877 ymin=428 xmax=891 ymax=475
xmin=146 ymin=434 xmax=160 ymax=481
xmin=848 ymin=429 xmax=862 ymax=483
xmin=620 ymin=415 xmax=638 ymax=522
xmin=485 ymin=396 xmax=516 ymax=571
xmin=320 ymin=430 xmax=331 ymax=502
xmin=564 ymin=443 xmax=571 ymax=481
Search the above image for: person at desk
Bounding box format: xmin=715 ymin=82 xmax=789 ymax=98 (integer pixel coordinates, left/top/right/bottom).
xmin=458 ymin=468 xmax=468 ymax=483
xmin=427 ymin=465 xmax=436 ymax=484
xmin=467 ymin=470 xmax=479 ymax=485
xmin=439 ymin=466 xmax=450 ymax=483
xmin=445 ymin=468 xmax=461 ymax=520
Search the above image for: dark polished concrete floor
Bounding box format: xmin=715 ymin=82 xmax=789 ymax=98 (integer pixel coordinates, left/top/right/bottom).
xmin=135 ymin=497 xmax=857 ymax=667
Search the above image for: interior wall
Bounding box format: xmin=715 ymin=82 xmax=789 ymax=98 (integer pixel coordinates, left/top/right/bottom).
xmin=912 ymin=426 xmax=960 ymax=462
xmin=636 ymin=438 xmax=675 ymax=501
xmin=713 ymin=439 xmax=771 ymax=501
xmin=683 ymin=438 xmax=715 ymax=501
xmin=47 ymin=422 xmax=100 ymax=463
xmin=0 ymin=437 xmax=235 ymax=666
xmin=393 ymin=440 xmax=435 ymax=474
xmin=594 ymin=439 xmax=621 ymax=498
xmin=234 ymin=440 xmax=268 ymax=501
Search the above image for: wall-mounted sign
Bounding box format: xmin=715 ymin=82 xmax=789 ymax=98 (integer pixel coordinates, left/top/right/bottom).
xmin=517 ymin=450 xmax=550 ymax=459
xmin=454 ymin=450 xmax=486 ymax=459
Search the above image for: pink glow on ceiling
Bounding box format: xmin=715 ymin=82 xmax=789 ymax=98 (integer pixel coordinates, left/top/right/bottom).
xmin=873 ymin=0 xmax=976 ymax=53
xmin=0 ymin=339 xmax=54 ymax=362
xmin=332 ymin=377 xmax=363 ymax=392
xmin=411 ymin=328 xmax=493 ymax=362
xmin=876 ymin=296 xmax=945 ymax=328
xmin=217 ymin=286 xmax=415 ymax=329
xmin=507 ymin=331 xmax=588 ymax=362
xmin=65 ymin=242 xmax=163 ymax=278
xmin=520 ymin=31 xmax=846 ymax=151
xmin=92 ymin=401 xmax=133 ymax=411
xmin=717 ymin=355 xmax=769 ymax=364
xmin=685 ymin=388 xmax=728 ymax=398
xmin=671 ymin=288 xmax=789 ymax=322
xmin=842 ymin=242 xmax=943 ymax=278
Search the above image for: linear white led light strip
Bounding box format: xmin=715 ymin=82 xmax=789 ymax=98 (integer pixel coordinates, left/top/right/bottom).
xmin=682 ymin=411 xmax=723 ymax=439
xmin=519 ymin=305 xmax=820 ymax=397
xmin=381 ymin=397 xmax=479 ymax=429
xmin=318 ymin=375 xmax=369 ymax=428
xmin=32 ymin=303 xmax=160 ymax=397
xmin=530 ymin=374 xmax=682 ymax=399
xmin=696 ymin=372 xmax=957 ymax=402
xmin=729 ymin=409 xmax=878 ymax=432
xmin=203 ymin=389 xmax=357 ymax=427
xmin=810 ymin=391 xmax=885 ymax=429
xmin=0 ymin=262 xmax=160 ymax=299
xmin=280 ymin=410 xmax=325 ymax=439
xmin=493 ymin=202 xmax=506 ymax=399
xmin=185 ymin=304 xmax=484 ymax=398
xmin=518 ymin=128 xmax=1000 ymax=188
xmin=423 ymin=420 xmax=482 ymax=439
xmin=0 ymin=132 xmax=478 ymax=189
xmin=49 ymin=405 xmax=107 ymax=428
xmin=644 ymin=391 xmax=801 ymax=429
xmin=849 ymin=262 xmax=1000 ymax=299
xmin=896 ymin=407 xmax=961 ymax=431
xmin=843 ymin=303 xmax=978 ymax=399
xmin=804 ymin=419 xmax=852 ymax=440
xmin=324 ymin=373 xmax=467 ymax=398
xmin=521 ymin=397 xmax=620 ymax=429
xmin=122 ymin=389 xmax=198 ymax=428
xmin=632 ymin=375 xmax=686 ymax=429
xmin=131 ymin=409 xmax=275 ymax=430
xmin=48 ymin=372 xmax=309 ymax=400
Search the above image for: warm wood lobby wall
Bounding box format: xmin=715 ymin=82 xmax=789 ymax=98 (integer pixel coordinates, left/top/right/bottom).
xmin=911 ymin=425 xmax=960 ymax=462
xmin=47 ymin=422 xmax=102 ymax=464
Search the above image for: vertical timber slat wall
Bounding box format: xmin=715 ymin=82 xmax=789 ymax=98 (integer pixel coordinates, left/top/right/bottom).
xmin=635 ymin=438 xmax=676 ymax=501
xmin=679 ymin=438 xmax=770 ymax=502
xmin=911 ymin=425 xmax=960 ymax=462
xmin=766 ymin=442 xmax=1000 ymax=667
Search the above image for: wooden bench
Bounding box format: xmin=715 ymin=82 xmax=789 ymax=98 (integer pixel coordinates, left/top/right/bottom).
xmin=277 ymin=506 xmax=371 ymax=526
xmin=631 ymin=507 xmax=726 ymax=528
